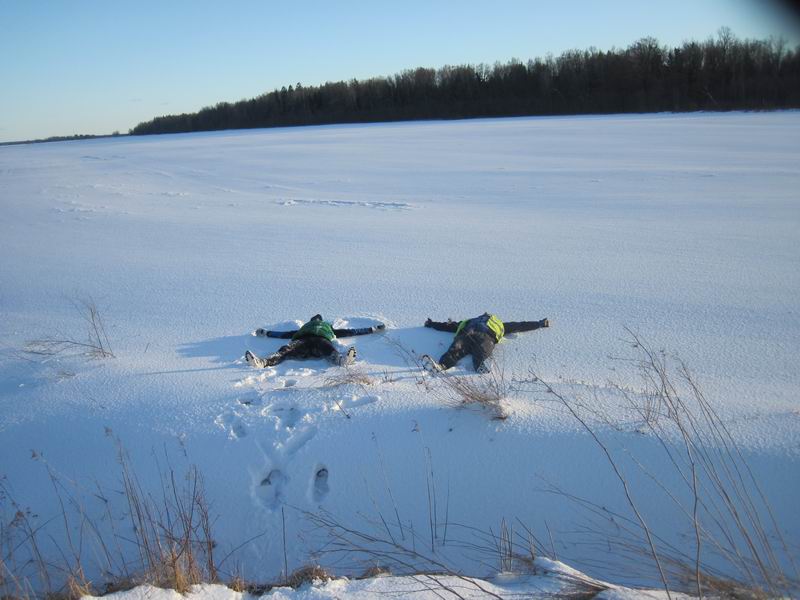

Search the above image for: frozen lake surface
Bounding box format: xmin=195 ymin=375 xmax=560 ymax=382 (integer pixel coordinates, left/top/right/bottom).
xmin=1 ymin=112 xmax=798 ymax=596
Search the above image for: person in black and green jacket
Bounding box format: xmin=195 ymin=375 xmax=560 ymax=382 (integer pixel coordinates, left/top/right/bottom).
xmin=244 ymin=314 xmax=385 ymax=368
xmin=421 ymin=313 xmax=549 ymax=373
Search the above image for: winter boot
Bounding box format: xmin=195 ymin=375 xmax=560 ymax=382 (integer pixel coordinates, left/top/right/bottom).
xmin=338 ymin=346 xmax=357 ymax=366
xmin=421 ymin=354 xmax=444 ymax=373
xmin=245 ymin=350 xmax=268 ymax=369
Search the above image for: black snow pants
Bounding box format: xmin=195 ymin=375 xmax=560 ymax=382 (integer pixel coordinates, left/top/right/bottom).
xmin=438 ymin=330 xmax=496 ymax=371
xmin=267 ymin=336 xmax=338 ymax=366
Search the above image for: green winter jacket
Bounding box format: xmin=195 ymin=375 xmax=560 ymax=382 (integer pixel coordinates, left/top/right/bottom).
xmin=292 ymin=320 xmax=336 ymax=341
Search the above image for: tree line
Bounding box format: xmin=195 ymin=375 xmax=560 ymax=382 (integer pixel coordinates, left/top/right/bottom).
xmin=131 ymin=30 xmax=800 ymax=135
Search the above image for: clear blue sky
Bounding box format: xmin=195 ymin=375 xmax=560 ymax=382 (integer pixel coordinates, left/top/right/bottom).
xmin=1 ymin=0 xmax=798 ymax=142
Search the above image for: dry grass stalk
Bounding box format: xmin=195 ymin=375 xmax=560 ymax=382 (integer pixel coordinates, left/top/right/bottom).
xmin=306 ymin=508 xmax=612 ymax=599
xmin=433 ymin=345 xmax=512 ymax=419
xmin=435 ymin=366 xmax=509 ymax=420
xmin=284 ymin=564 xmax=333 ymax=588
xmin=1 ymin=478 xmax=56 ymax=598
xmin=226 ymin=573 xmax=248 ymax=593
xmin=359 ymin=564 xmax=391 ymax=578
xmin=627 ymin=329 xmax=798 ymax=597
xmin=386 ymin=336 xmax=510 ymax=419
xmin=535 ymin=376 xmax=674 ymax=599
xmin=117 ymin=444 xmax=217 ymax=592
xmin=323 ymin=365 xmax=374 ymax=388
xmin=25 ymin=296 xmax=114 ymax=360
xmin=496 ymin=519 xmax=514 ymax=573
xmin=307 ymin=508 xmax=515 ymax=600
xmin=65 ymin=570 xmax=93 ymax=599
xmin=529 ymin=330 xmax=799 ymax=599
xmin=1 ymin=438 xmax=230 ymax=599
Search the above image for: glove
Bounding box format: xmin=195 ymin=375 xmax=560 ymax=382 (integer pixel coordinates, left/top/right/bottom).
xmin=424 ymin=318 xmax=433 ymax=327
xmin=375 ymin=323 xmax=386 ymax=331
xmin=540 ymin=318 xmax=550 ymax=328
xmin=255 ymin=328 xmax=269 ymax=337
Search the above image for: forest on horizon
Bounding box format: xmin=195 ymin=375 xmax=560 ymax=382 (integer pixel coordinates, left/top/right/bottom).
xmin=131 ymin=30 xmax=800 ymax=135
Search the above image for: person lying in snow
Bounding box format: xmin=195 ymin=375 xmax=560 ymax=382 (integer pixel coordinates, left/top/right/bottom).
xmin=421 ymin=312 xmax=549 ymax=373
xmin=244 ymin=314 xmax=385 ymax=368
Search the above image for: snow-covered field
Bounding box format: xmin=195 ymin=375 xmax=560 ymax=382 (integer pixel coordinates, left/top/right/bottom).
xmin=1 ymin=112 xmax=799 ymax=598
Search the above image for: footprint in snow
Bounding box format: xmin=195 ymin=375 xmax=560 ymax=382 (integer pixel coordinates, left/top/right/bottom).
xmin=237 ymin=393 xmax=261 ymax=407
xmin=280 ymin=422 xmax=318 ymax=456
xmin=311 ymin=465 xmax=330 ymax=503
xmin=235 ymin=368 xmax=277 ymax=388
xmin=214 ymin=410 xmax=247 ymax=439
xmin=262 ymin=400 xmax=302 ymax=429
xmin=256 ymin=468 xmax=287 ymax=510
xmin=339 ymin=394 xmax=380 ymax=409
xmin=258 ymin=399 xmax=317 ymax=457
xmin=279 ymin=405 xmax=302 ymax=430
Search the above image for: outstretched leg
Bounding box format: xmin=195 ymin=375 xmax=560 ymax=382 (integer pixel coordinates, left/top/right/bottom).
xmin=303 ymin=337 xmax=357 ymax=366
xmin=467 ymin=331 xmax=497 ymax=372
xmin=247 ymin=337 xmax=356 ymax=369
xmin=302 ymin=337 xmax=338 ymax=361
xmin=336 ymin=346 xmax=357 ymax=366
xmin=438 ymin=334 xmax=472 ymax=370
xmin=293 ymin=337 xmax=356 ymax=366
xmin=245 ymin=340 xmax=307 ymax=368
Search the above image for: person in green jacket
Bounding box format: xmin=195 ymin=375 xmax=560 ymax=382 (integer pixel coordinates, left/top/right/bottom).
xmin=244 ymin=314 xmax=385 ymax=368
xmin=422 ymin=312 xmax=549 ymax=373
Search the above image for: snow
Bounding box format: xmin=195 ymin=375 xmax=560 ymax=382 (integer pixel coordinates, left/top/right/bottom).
xmin=1 ymin=112 xmax=798 ymax=598
xmin=81 ymin=559 xmax=689 ymax=600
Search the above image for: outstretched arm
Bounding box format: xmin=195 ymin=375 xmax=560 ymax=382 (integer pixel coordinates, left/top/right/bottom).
xmin=333 ymin=323 xmax=386 ymax=337
xmin=504 ymin=318 xmax=549 ymax=334
xmin=424 ymin=318 xmax=459 ymax=333
xmin=256 ymin=328 xmax=298 ymax=339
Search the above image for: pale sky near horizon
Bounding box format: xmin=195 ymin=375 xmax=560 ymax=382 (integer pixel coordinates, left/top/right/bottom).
xmin=1 ymin=0 xmax=799 ymax=143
